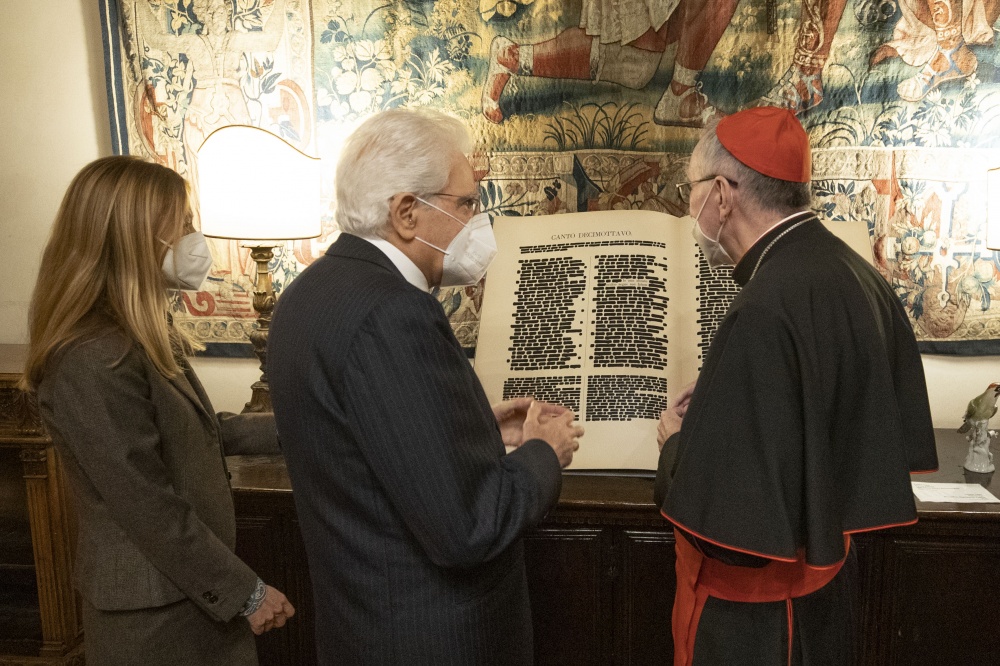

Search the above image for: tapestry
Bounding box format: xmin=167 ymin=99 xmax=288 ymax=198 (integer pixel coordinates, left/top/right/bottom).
xmin=100 ymin=0 xmax=1000 ymax=356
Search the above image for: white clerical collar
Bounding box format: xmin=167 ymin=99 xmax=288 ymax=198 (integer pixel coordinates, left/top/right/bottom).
xmin=359 ymin=235 xmax=430 ymax=292
xmin=748 ymin=210 xmax=813 ymax=249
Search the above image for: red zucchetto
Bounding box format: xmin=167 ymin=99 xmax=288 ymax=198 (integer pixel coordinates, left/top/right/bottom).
xmin=715 ymin=107 xmax=812 ymax=183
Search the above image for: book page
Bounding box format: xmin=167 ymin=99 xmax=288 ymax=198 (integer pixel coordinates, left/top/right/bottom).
xmin=474 ymin=214 xmax=872 ymax=471
xmin=474 ymin=210 xmax=695 ymax=470
xmin=822 ymin=219 xmax=873 ymax=264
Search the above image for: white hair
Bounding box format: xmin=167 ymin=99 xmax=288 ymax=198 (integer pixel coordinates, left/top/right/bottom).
xmin=335 ymin=109 xmax=474 ymax=236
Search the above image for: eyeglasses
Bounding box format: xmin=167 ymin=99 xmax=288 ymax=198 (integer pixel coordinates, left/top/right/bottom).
xmin=427 ymin=191 xmax=482 ymax=217
xmin=675 ymin=177 xmax=718 ymax=205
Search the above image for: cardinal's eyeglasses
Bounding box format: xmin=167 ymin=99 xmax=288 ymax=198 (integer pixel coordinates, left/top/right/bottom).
xmin=676 ymin=176 xmax=738 ymax=205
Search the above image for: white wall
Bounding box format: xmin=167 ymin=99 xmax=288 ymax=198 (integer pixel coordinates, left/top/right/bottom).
xmin=1 ymin=1 xmax=996 ymax=423
xmin=923 ymin=355 xmax=1000 ymax=429
xmin=0 ymin=0 xmax=259 ymax=413
xmin=1 ymin=1 xmax=109 ymax=343
xmin=185 ymin=356 xmax=264 ymax=414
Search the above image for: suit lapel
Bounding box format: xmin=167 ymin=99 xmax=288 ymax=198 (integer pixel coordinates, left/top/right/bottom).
xmin=167 ymin=363 xmax=216 ymax=428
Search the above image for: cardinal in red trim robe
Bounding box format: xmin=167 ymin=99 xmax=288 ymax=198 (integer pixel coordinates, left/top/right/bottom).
xmin=655 ymin=107 xmax=938 ymax=666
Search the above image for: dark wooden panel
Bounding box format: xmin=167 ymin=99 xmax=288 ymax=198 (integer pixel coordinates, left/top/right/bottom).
xmin=849 ymin=532 xmax=880 ymax=666
xmin=524 ymin=526 xmax=611 ymax=666
xmin=881 ymin=536 xmax=1000 ymax=666
xmin=235 ymin=491 xmax=316 ymax=666
xmin=615 ymin=529 xmax=675 ymax=666
xmin=235 ymin=506 xmax=287 ymax=666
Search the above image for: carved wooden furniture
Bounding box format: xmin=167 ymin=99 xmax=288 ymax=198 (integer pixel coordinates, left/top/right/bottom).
xmin=867 ymin=430 xmax=1000 ymax=665
xmin=0 ymin=345 xmax=83 ymax=665
xmin=230 ymin=430 xmax=1000 ymax=666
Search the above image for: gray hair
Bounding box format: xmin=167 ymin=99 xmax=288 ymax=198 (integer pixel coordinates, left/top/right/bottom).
xmin=335 ymin=109 xmax=474 ymax=236
xmin=689 ymin=118 xmax=811 ymax=215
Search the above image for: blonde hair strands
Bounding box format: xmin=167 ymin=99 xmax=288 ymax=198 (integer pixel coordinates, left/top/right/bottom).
xmin=23 ymin=156 xmax=195 ymax=390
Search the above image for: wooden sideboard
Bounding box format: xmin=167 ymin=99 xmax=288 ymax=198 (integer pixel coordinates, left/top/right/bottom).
xmin=230 ymin=430 xmax=1000 ymax=666
xmin=2 ymin=341 xmax=999 ymax=665
xmin=0 ymin=346 xmax=83 ymax=665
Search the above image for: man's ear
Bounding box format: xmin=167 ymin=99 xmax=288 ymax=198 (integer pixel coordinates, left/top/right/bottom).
xmin=717 ymin=177 xmax=736 ymax=220
xmin=388 ymin=193 xmax=419 ymax=240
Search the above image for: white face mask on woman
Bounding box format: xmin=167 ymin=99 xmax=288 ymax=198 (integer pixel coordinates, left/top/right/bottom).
xmin=414 ymin=198 xmax=498 ymax=287
xmin=690 ymin=182 xmax=734 ymax=269
xmin=161 ymin=231 xmax=214 ymax=290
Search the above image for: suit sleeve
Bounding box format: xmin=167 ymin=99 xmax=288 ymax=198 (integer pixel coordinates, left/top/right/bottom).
xmin=340 ymin=292 xmax=562 ymax=569
xmin=40 ymin=344 xmax=257 ymax=621
xmin=217 ymin=411 xmax=281 ymax=455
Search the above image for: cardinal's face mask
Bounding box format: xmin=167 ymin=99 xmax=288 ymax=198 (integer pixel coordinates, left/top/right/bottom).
xmin=690 ymin=182 xmax=734 ymax=269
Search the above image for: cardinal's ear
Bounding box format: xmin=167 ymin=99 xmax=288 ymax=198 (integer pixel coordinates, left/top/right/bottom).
xmin=717 ymin=177 xmax=736 ymax=220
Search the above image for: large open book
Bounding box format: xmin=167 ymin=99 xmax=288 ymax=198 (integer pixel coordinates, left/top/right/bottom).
xmin=473 ymin=210 xmax=871 ymax=471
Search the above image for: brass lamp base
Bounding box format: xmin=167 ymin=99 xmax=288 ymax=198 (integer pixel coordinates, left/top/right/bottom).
xmin=243 ymin=245 xmax=277 ymax=413
xmin=245 ymin=380 xmax=272 ymax=413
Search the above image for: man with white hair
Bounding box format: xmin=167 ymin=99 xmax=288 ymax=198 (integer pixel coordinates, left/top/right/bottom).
xmin=268 ymin=108 xmax=583 ymax=665
xmin=654 ymin=107 xmax=938 ymax=664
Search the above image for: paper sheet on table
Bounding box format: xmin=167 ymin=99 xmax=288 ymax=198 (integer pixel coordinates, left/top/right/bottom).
xmin=911 ymin=481 xmax=1000 ymax=503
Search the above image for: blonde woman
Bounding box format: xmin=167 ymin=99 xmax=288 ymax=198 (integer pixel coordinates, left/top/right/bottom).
xmin=21 ymin=156 xmax=294 ymax=665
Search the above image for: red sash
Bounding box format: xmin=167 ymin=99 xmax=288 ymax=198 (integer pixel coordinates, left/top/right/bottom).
xmin=672 ymin=528 xmax=849 ymax=666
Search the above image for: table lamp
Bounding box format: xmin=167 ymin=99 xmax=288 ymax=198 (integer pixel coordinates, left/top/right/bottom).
xmin=198 ymin=125 xmax=321 ymax=412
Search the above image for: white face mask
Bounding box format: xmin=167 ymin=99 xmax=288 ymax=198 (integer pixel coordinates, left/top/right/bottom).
xmin=690 ymin=182 xmax=734 ymax=269
xmin=161 ymin=231 xmax=213 ymax=290
xmin=414 ymin=198 xmax=498 ymax=287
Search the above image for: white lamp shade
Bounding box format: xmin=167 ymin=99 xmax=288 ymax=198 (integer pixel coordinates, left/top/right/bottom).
xmin=990 ymin=168 xmax=1000 ymax=251
xmin=197 ymin=125 xmax=321 ymax=241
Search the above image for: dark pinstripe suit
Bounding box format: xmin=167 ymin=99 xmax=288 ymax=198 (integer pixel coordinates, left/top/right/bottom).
xmin=269 ymin=233 xmax=562 ymax=665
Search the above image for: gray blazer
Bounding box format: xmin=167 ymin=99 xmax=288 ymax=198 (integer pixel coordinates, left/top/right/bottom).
xmin=37 ymin=330 xmax=278 ymax=623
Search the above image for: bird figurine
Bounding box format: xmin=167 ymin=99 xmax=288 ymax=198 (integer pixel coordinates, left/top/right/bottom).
xmin=958 ymin=383 xmax=1000 ymax=434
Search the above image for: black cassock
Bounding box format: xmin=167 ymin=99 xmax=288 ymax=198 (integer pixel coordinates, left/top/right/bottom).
xmin=656 ymin=213 xmax=938 ymax=666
